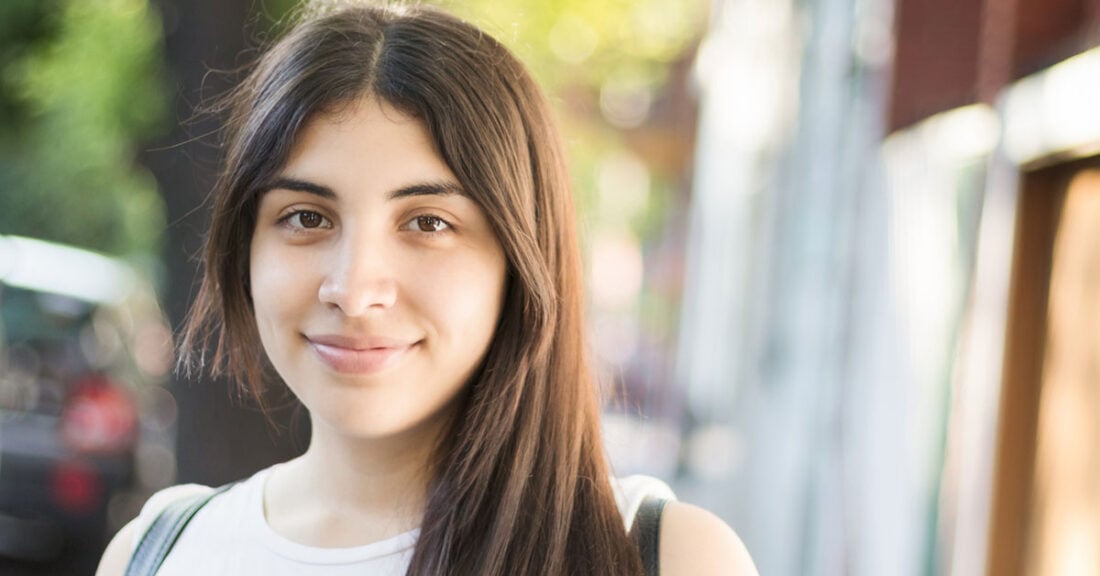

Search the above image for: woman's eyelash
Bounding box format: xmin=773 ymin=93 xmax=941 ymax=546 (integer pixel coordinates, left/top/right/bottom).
xmin=404 ymin=214 xmax=452 ymax=234
xmin=278 ymin=210 xmax=331 ymax=231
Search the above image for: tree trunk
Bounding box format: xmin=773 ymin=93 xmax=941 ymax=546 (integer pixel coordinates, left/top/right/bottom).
xmin=143 ymin=0 xmax=305 ymax=487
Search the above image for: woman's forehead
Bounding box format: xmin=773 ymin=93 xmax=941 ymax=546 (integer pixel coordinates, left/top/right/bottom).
xmin=280 ymin=98 xmax=455 ymax=189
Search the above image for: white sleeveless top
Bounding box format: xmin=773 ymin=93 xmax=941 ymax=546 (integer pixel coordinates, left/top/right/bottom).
xmin=131 ymin=464 xmax=675 ymax=575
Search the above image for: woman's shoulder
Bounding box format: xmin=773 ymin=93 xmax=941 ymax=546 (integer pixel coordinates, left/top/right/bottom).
xmin=94 ymin=483 xmax=215 ymax=576
xmin=130 ymin=483 xmax=219 ymax=547
xmin=96 ymin=465 xmax=273 ymax=576
xmin=609 ymin=475 xmax=757 ymax=575
xmin=658 ymin=501 xmax=758 ymax=575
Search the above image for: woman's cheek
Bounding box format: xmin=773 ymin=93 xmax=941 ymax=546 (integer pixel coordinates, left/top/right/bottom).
xmin=251 ymin=241 xmax=310 ymax=325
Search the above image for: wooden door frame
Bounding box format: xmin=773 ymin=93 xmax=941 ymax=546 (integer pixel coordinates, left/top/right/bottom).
xmin=985 ymin=155 xmax=1100 ymax=576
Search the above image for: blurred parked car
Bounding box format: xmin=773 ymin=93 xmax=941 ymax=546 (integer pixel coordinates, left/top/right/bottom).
xmin=0 ymin=235 xmax=172 ymax=575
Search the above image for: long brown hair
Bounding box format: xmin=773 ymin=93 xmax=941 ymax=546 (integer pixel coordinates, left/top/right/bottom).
xmin=179 ymin=3 xmax=644 ymax=575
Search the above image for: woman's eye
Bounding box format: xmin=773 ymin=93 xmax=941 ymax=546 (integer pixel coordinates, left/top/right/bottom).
xmin=281 ymin=210 xmax=331 ymax=230
xmin=408 ymin=215 xmax=450 ymax=233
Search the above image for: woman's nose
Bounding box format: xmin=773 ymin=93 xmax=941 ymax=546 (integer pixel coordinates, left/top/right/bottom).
xmin=317 ymin=237 xmax=398 ymax=316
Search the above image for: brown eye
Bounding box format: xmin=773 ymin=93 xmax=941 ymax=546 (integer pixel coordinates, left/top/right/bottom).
xmin=415 ymin=215 xmax=447 ymax=232
xmin=298 ymin=211 xmax=324 ymax=228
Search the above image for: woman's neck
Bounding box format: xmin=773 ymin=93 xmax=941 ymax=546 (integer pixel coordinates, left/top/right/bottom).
xmin=262 ymin=417 xmax=439 ymax=548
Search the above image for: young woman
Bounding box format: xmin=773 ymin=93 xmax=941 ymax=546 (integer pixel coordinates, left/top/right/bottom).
xmin=97 ymin=3 xmax=756 ymax=575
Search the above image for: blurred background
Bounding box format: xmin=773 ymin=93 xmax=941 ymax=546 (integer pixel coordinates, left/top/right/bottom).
xmin=0 ymin=0 xmax=1097 ymax=574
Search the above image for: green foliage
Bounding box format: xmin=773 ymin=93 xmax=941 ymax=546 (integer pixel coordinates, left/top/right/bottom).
xmin=0 ymin=0 xmax=168 ymax=256
xmin=445 ymin=0 xmax=704 ymax=91
xmin=438 ymin=0 xmax=705 ymax=232
xmin=0 ymin=0 xmax=64 ymax=132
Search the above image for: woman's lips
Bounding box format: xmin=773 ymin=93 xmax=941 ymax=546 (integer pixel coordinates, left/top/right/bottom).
xmin=305 ymin=335 xmax=417 ymax=374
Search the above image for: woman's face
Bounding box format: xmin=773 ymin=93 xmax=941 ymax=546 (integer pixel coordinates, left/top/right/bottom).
xmin=249 ymin=98 xmax=508 ymax=440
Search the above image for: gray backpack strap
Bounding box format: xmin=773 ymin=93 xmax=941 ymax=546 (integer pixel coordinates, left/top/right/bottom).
xmin=124 ymin=485 xmax=231 ymax=576
xmin=630 ymin=496 xmax=668 ymax=576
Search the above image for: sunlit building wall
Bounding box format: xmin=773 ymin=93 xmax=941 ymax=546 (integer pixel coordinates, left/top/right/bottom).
xmin=680 ymin=0 xmax=984 ymax=574
xmin=684 ymin=0 xmax=1100 ymax=574
xmin=678 ymin=0 xmax=916 ymax=574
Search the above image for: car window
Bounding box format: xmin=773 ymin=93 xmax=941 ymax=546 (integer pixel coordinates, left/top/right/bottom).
xmin=0 ymin=286 xmax=96 ymax=414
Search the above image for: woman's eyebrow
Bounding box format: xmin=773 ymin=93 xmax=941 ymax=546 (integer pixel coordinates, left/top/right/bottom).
xmin=263 ymin=177 xmax=336 ymax=199
xmin=386 ymin=180 xmax=465 ymax=200
xmin=262 ymin=177 xmax=465 ymax=200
